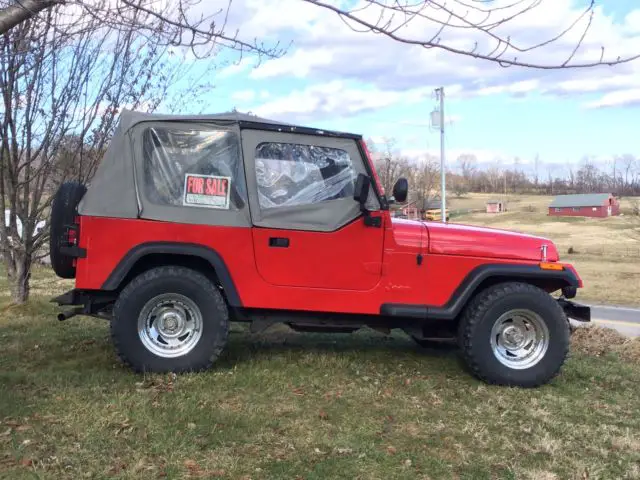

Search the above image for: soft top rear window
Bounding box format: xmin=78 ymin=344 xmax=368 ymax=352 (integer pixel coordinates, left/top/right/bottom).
xmin=142 ymin=126 xmax=246 ymax=209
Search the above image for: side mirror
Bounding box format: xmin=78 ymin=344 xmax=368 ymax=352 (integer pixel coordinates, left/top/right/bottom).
xmin=353 ymin=173 xmax=371 ymax=208
xmin=392 ymin=178 xmax=408 ymax=203
xmin=354 ymin=173 xmax=382 ymax=227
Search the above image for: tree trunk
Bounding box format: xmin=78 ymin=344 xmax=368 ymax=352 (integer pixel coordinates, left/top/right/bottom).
xmin=0 ymin=0 xmax=60 ymax=35
xmin=11 ymin=252 xmax=31 ymax=304
xmin=2 ymin=244 xmax=16 ymax=282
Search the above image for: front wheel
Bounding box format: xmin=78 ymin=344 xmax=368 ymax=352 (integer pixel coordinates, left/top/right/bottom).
xmin=111 ymin=266 xmax=229 ymax=373
xmin=458 ymin=282 xmax=569 ymax=388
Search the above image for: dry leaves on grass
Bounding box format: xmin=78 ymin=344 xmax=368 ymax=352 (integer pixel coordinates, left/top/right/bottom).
xmin=616 ymin=340 xmax=640 ymax=363
xmin=135 ymin=373 xmax=177 ymax=394
xmin=571 ymin=326 xmax=640 ymax=363
xmin=290 ymin=385 xmax=305 ymax=396
xmin=184 ymin=459 xmax=225 ymax=478
xmin=322 ymin=390 xmax=342 ymax=401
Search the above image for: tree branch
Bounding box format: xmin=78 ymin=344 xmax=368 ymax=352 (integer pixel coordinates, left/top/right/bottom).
xmin=301 ymin=0 xmax=640 ymax=69
xmin=0 ymin=0 xmax=61 ymax=35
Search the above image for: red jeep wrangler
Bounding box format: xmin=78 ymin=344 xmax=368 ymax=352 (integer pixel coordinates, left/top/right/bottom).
xmin=50 ymin=110 xmax=590 ymax=387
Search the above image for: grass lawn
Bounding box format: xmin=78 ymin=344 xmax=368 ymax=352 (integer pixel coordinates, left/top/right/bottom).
xmin=1 ymin=268 xmax=640 ymax=479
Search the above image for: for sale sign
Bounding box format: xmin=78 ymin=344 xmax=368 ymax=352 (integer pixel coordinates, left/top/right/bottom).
xmin=183 ymin=173 xmax=231 ymax=209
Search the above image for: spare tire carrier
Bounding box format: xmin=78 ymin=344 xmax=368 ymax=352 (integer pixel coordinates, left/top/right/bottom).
xmin=49 ymin=181 xmax=87 ymax=278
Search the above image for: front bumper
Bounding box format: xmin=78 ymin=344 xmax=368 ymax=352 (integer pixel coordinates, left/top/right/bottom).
xmin=557 ymin=298 xmax=591 ymax=323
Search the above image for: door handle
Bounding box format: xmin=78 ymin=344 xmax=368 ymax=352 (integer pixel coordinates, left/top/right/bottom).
xmin=268 ymin=237 xmax=290 ymax=248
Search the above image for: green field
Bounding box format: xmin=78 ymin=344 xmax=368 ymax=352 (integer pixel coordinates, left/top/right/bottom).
xmin=0 ymin=267 xmax=639 ymax=479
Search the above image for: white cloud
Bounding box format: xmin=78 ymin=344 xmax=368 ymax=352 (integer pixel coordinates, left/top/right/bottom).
xmin=584 ymin=89 xmax=640 ymax=109
xmin=222 ymin=0 xmax=640 ymax=116
xmin=477 ymin=80 xmax=541 ymax=97
xmin=249 ymin=49 xmax=335 ymax=79
xmin=218 ymin=57 xmax=256 ymax=78
xmin=626 ymin=11 xmax=640 ymax=33
xmin=547 ymin=75 xmax=634 ymax=94
xmin=231 ymin=90 xmax=256 ymax=102
xmin=250 ymin=81 xmax=435 ymax=120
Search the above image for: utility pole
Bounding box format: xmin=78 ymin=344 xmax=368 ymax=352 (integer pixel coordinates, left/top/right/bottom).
xmin=435 ymin=87 xmax=446 ymax=223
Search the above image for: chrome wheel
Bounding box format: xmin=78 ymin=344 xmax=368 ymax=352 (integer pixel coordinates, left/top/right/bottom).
xmin=137 ymin=293 xmax=203 ymax=358
xmin=490 ymin=309 xmax=549 ymax=370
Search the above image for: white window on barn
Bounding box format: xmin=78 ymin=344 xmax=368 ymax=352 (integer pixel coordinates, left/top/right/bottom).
xmin=572 ymin=207 xmax=580 ymax=212
xmin=555 ymin=208 xmax=561 ymax=212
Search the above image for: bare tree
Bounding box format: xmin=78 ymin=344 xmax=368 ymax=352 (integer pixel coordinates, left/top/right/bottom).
xmin=567 ymin=166 xmax=575 ymax=191
xmin=301 ymin=0 xmax=640 ymax=69
xmin=451 ymin=177 xmax=468 ymax=198
xmin=619 ymin=154 xmax=637 ymax=195
xmin=411 ymin=154 xmax=439 ymax=206
xmin=3 ymin=1 xmax=639 ymax=70
xmin=368 ymin=137 xmax=405 ymax=195
xmin=610 ymin=156 xmax=618 ymax=192
xmin=547 ymin=165 xmax=555 ymax=195
xmin=365 ymin=137 xmax=440 ymax=207
xmin=576 ymin=158 xmax=600 ymax=193
xmin=486 ymin=161 xmax=503 ymax=193
xmin=457 ymin=153 xmax=477 ymax=180
xmin=0 ymin=0 xmax=58 ymax=33
xmin=379 ymin=137 xmax=399 ymax=195
xmin=0 ymin=8 xmax=226 ymax=303
xmin=446 ymin=153 xmax=639 ymax=198
xmin=532 ymin=154 xmax=541 ymax=189
xmin=0 ymin=0 xmax=284 ymax=59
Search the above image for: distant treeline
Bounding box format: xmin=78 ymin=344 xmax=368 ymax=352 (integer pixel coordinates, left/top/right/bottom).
xmin=366 ymin=139 xmax=640 ymax=200
xmin=450 ymin=153 xmax=640 ymax=197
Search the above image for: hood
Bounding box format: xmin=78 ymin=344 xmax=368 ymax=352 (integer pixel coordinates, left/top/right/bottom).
xmin=390 ymin=217 xmax=428 ymax=249
xmin=425 ymin=222 xmax=559 ymax=262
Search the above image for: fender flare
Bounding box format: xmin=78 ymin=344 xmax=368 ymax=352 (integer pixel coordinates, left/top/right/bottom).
xmin=101 ymin=242 xmax=242 ymax=306
xmin=380 ymin=263 xmax=580 ymax=320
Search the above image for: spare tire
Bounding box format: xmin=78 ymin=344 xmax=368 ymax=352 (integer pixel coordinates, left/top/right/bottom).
xmin=50 ymin=181 xmax=87 ymax=279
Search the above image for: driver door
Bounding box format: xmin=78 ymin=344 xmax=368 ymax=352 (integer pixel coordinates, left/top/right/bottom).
xmin=241 ymin=130 xmax=384 ymax=290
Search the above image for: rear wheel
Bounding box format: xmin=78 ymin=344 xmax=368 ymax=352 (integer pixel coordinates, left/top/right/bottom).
xmin=458 ymin=282 xmax=569 ymax=387
xmin=111 ymin=266 xmax=229 ymax=373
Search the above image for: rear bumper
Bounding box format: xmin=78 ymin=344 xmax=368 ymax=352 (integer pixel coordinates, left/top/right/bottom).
xmin=51 ymin=288 xmax=115 ymax=321
xmin=557 ymin=298 xmax=591 ymax=322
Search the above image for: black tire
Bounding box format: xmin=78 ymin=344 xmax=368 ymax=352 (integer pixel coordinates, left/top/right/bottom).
xmin=111 ymin=266 xmax=229 ymax=373
xmin=49 ymin=181 xmax=87 ymax=278
xmin=458 ymin=282 xmax=569 ymax=388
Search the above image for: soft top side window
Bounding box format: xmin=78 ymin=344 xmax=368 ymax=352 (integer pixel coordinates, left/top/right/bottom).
xmin=142 ymin=126 xmax=246 ymax=209
xmin=255 ymin=142 xmax=356 ymax=209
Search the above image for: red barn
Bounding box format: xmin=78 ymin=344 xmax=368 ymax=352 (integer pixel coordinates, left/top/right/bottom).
xmin=548 ymin=193 xmax=620 ymax=218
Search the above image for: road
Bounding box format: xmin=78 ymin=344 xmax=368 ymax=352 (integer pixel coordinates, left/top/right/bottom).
xmin=570 ymin=304 xmax=640 ymax=337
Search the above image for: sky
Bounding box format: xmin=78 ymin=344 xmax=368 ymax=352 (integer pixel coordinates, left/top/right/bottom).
xmin=162 ymin=0 xmax=640 ymax=174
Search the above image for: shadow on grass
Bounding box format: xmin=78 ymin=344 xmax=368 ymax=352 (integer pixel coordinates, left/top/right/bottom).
xmin=221 ymin=326 xmax=458 ymax=361
xmin=1 ymin=318 xmax=463 ymax=387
